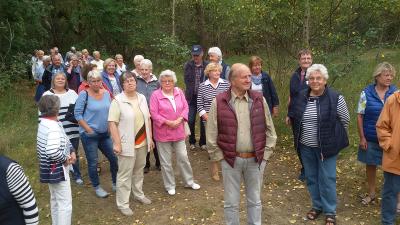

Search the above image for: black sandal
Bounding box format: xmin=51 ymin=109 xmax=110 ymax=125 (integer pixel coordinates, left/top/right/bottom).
xmin=306 ymin=208 xmax=322 ymax=220
xmin=325 ymin=215 xmax=336 ymax=225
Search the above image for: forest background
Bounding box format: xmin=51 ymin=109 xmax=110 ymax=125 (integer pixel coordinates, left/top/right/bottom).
xmin=1 ymin=0 xmax=400 ymax=224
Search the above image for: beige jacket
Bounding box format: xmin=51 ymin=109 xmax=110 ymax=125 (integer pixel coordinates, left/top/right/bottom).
xmin=377 ymin=91 xmax=400 ymax=175
xmin=113 ymin=92 xmax=152 ymax=156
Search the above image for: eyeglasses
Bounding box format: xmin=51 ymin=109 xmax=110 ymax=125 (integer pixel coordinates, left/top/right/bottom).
xmin=161 ymin=80 xmax=174 ymax=84
xmin=124 ymin=79 xmax=136 ymax=84
xmin=307 ymin=76 xmax=324 ymax=81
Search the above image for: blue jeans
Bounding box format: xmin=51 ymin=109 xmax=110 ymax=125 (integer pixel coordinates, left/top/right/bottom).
xmin=300 ymin=144 xmax=337 ymax=215
xmin=382 ymin=172 xmax=400 ymax=225
xmin=221 ymin=158 xmax=266 ymax=225
xmin=188 ymin=98 xmax=206 ymax=146
xmin=80 ymin=132 xmax=118 ymax=187
xmin=69 ymin=137 xmax=82 ymax=179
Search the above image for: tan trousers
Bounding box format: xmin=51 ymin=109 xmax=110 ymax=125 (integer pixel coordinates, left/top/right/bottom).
xmin=116 ymin=146 xmax=147 ymax=210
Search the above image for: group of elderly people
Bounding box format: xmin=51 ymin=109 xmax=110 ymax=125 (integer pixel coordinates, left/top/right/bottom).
xmin=33 ymin=45 xmax=400 ymax=225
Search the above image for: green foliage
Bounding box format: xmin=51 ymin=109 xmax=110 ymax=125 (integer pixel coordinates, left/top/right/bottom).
xmin=150 ymin=36 xmax=190 ymax=69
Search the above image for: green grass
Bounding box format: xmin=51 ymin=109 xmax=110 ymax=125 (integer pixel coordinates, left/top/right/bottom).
xmin=1 ymin=48 xmax=400 ymax=224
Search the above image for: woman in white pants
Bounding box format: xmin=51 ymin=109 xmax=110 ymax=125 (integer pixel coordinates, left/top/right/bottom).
xmin=109 ymin=71 xmax=154 ymax=216
xmin=37 ymin=95 xmax=75 ymax=225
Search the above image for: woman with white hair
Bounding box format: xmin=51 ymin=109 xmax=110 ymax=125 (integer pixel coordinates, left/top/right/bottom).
xmin=115 ymin=54 xmax=126 ymax=76
xmin=131 ymin=55 xmax=144 ymax=76
xmin=287 ymin=64 xmax=350 ymax=225
xmin=136 ymin=59 xmax=161 ymax=173
xmin=208 ymin=47 xmax=230 ymax=80
xmin=150 ymin=69 xmax=200 ymax=196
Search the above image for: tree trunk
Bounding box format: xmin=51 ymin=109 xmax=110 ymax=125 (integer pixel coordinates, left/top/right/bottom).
xmin=172 ymin=0 xmax=176 ymax=37
xmin=303 ymin=0 xmax=310 ymax=47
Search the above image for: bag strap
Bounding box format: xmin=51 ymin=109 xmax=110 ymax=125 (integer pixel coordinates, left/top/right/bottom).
xmin=49 ymin=89 xmax=55 ymax=93
xmin=83 ymin=90 xmax=88 ymax=116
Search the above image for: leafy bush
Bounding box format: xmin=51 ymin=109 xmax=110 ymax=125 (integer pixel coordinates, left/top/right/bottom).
xmin=0 ymin=53 xmax=29 ymax=93
xmin=150 ymin=36 xmax=190 ymax=69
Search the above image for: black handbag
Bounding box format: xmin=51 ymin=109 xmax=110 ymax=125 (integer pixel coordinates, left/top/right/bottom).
xmin=65 ymin=90 xmax=88 ymax=123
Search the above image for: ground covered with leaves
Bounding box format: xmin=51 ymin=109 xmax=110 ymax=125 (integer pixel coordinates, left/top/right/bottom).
xmin=33 ymin=137 xmax=391 ymax=225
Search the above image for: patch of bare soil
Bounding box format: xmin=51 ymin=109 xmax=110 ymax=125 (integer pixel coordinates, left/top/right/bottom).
xmin=35 ymin=141 xmax=390 ymax=225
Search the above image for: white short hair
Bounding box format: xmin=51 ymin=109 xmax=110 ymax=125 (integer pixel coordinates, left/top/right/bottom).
xmin=159 ymin=69 xmax=177 ymax=83
xmin=87 ymin=71 xmax=102 ymax=81
xmin=306 ymin=64 xmax=329 ymax=80
xmin=133 ymin=55 xmax=144 ymax=63
xmin=140 ymin=59 xmax=153 ymax=69
xmin=208 ymin=47 xmax=222 ymax=59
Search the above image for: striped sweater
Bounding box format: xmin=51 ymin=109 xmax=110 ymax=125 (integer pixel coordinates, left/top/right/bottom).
xmin=42 ymin=89 xmax=79 ymax=139
xmin=37 ymin=118 xmax=72 ymax=183
xmin=6 ymin=162 xmax=39 ymax=224
xmin=300 ymin=95 xmax=350 ymax=147
xmin=197 ymin=78 xmax=230 ymax=117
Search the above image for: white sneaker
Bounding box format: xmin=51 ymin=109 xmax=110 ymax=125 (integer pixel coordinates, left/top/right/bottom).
xmin=189 ymin=144 xmax=196 ymax=150
xmin=200 ymin=145 xmax=207 ymax=151
xmin=167 ymin=189 xmax=176 ymax=196
xmin=185 ymin=182 xmax=201 ymax=190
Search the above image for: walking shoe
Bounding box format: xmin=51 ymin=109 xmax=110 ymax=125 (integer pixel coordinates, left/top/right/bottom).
xmin=155 ymin=165 xmax=161 ymax=171
xmin=75 ymin=178 xmax=84 ymax=185
xmin=189 ymin=144 xmax=196 ymax=150
xmin=112 ymin=183 xmax=117 ymax=192
xmin=135 ymin=196 xmax=152 ymax=205
xmin=144 ymin=167 xmax=150 ymax=174
xmin=185 ymin=182 xmax=201 ymax=190
xmin=95 ymin=186 xmax=109 ymax=198
xmin=200 ymin=145 xmax=207 ymax=151
xmin=119 ymin=208 xmax=134 ymax=216
xmin=167 ymin=189 xmax=176 ymax=196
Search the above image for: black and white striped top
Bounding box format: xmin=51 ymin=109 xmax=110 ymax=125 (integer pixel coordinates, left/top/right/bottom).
xmin=300 ymin=95 xmax=350 ymax=147
xmin=42 ymin=89 xmax=79 ymax=139
xmin=6 ymin=162 xmax=39 ymax=225
xmin=197 ymin=78 xmax=230 ymax=117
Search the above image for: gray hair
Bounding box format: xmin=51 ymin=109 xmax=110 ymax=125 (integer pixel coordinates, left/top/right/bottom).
xmin=38 ymin=95 xmax=60 ymax=117
xmin=140 ymin=59 xmax=152 ymax=69
xmin=133 ymin=55 xmax=144 ymax=64
xmin=51 ymin=72 xmax=69 ymax=90
xmin=306 ymin=64 xmax=329 ymax=80
xmin=159 ymin=69 xmax=177 ymax=84
xmin=43 ymin=55 xmax=51 ymax=63
xmin=87 ymin=70 xmax=102 ymax=81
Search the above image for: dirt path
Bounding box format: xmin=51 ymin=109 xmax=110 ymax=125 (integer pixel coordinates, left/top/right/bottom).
xmin=35 ymin=140 xmax=387 ymax=225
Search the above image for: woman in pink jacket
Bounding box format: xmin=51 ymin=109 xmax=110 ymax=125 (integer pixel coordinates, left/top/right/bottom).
xmin=150 ymin=69 xmax=200 ymax=196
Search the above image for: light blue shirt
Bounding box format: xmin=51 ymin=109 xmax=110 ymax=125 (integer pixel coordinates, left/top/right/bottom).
xmin=74 ymin=91 xmax=111 ymax=134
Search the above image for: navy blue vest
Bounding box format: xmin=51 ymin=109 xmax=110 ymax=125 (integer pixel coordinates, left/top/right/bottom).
xmin=363 ymin=84 xmax=397 ymax=143
xmin=288 ymin=87 xmax=349 ymax=158
xmin=0 ymin=156 xmax=25 ymax=225
xmin=221 ymin=61 xmax=229 ymax=80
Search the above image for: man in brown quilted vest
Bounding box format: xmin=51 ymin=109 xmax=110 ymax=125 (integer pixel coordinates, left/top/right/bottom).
xmin=206 ymin=63 xmax=277 ymax=225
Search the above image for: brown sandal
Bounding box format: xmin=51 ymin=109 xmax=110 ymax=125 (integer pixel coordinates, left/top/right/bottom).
xmin=306 ymin=208 xmax=322 ymax=220
xmin=325 ymin=215 xmax=336 ymax=225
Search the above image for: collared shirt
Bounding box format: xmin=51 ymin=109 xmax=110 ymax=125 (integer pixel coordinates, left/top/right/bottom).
xmin=206 ymin=90 xmax=277 ymax=161
xmin=194 ymin=64 xmax=203 ymax=95
xmin=197 ymin=78 xmax=230 ymax=117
